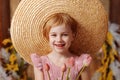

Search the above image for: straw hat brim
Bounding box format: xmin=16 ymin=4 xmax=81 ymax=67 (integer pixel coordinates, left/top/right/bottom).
xmin=10 ymin=0 xmax=108 ymax=64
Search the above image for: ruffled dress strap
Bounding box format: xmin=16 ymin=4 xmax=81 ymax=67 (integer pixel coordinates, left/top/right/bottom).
xmin=30 ymin=53 xmax=43 ymax=71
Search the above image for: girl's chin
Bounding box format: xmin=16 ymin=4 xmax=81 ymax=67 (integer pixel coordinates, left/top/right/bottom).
xmin=51 ymin=48 xmax=64 ymax=53
xmin=54 ymin=49 xmax=65 ymax=53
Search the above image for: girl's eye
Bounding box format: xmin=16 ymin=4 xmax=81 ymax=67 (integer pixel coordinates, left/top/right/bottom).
xmin=62 ymin=34 xmax=68 ymax=36
xmin=51 ymin=34 xmax=56 ymax=36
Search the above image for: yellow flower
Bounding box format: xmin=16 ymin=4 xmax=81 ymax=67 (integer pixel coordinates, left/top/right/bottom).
xmin=2 ymin=38 xmax=11 ymax=45
xmin=113 ymin=49 xmax=118 ymax=56
xmin=97 ymin=58 xmax=109 ymax=73
xmin=107 ymin=32 xmax=113 ymax=46
xmin=5 ymin=63 xmax=19 ymax=71
xmin=4 ymin=45 xmax=14 ymax=52
xmin=9 ymin=53 xmax=17 ymax=64
xmin=98 ymin=31 xmax=118 ymax=80
xmin=5 ymin=47 xmax=11 ymax=52
xmin=109 ymin=50 xmax=115 ymax=62
xmin=9 ymin=45 xmax=14 ymax=49
xmin=102 ymin=44 xmax=107 ymax=64
xmin=107 ymin=70 xmax=113 ymax=80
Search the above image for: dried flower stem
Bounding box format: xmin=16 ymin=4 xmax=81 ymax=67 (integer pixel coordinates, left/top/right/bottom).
xmin=47 ymin=71 xmax=51 ymax=80
xmin=61 ymin=63 xmax=66 ymax=80
xmin=66 ymin=67 xmax=70 ymax=80
xmin=61 ymin=72 xmax=64 ymax=80
xmin=75 ymin=65 xmax=86 ymax=80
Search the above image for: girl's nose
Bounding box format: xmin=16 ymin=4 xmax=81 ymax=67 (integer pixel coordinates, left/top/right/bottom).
xmin=56 ymin=36 xmax=62 ymax=42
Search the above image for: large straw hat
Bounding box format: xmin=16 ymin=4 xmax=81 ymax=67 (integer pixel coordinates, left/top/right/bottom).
xmin=10 ymin=0 xmax=108 ymax=64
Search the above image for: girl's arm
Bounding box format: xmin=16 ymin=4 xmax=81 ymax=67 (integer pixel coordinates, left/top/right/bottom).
xmin=81 ymin=68 xmax=90 ymax=80
xmin=76 ymin=54 xmax=92 ymax=80
xmin=34 ymin=67 xmax=44 ymax=80
xmin=30 ymin=54 xmax=44 ymax=80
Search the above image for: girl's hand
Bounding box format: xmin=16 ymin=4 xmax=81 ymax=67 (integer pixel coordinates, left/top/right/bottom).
xmin=76 ymin=54 xmax=92 ymax=70
xmin=75 ymin=54 xmax=92 ymax=80
xmin=82 ymin=54 xmax=92 ymax=66
xmin=30 ymin=53 xmax=43 ymax=70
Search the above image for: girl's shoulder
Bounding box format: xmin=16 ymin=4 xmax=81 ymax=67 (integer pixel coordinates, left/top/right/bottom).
xmin=39 ymin=55 xmax=49 ymax=63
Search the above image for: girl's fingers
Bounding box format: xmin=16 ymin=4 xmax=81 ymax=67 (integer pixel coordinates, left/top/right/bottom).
xmin=82 ymin=54 xmax=92 ymax=66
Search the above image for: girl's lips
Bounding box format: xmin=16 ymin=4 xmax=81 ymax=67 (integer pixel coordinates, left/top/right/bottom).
xmin=54 ymin=44 xmax=65 ymax=47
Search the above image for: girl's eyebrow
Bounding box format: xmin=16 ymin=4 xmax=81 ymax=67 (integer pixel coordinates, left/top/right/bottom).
xmin=50 ymin=32 xmax=70 ymax=33
xmin=49 ymin=32 xmax=56 ymax=34
xmin=62 ymin=32 xmax=70 ymax=34
xmin=49 ymin=31 xmax=70 ymax=34
xmin=63 ymin=32 xmax=69 ymax=33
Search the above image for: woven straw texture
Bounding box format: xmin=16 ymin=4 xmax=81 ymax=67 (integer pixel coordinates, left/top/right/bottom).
xmin=10 ymin=0 xmax=108 ymax=64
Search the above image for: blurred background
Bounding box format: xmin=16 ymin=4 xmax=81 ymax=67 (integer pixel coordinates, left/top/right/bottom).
xmin=0 ymin=0 xmax=120 ymax=80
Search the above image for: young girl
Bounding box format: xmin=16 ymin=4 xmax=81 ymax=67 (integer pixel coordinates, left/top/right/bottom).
xmin=10 ymin=0 xmax=108 ymax=80
xmin=31 ymin=13 xmax=92 ymax=80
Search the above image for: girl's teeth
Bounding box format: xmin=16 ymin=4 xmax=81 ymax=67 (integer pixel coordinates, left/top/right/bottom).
xmin=55 ymin=44 xmax=64 ymax=47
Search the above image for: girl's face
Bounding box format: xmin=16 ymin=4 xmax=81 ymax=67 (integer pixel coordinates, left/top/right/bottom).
xmin=49 ymin=24 xmax=74 ymax=53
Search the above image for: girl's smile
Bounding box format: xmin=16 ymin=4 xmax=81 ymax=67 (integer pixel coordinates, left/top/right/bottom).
xmin=54 ymin=43 xmax=65 ymax=48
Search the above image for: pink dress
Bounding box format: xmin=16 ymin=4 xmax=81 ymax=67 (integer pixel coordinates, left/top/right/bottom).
xmin=38 ymin=55 xmax=87 ymax=80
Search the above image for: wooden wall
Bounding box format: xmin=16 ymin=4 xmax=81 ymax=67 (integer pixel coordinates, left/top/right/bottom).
xmin=110 ymin=0 xmax=120 ymax=24
xmin=0 ymin=0 xmax=10 ymax=48
xmin=0 ymin=0 xmax=2 ymax=48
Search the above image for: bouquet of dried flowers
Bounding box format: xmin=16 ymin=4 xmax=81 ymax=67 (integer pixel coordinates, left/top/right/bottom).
xmin=0 ymin=38 xmax=29 ymax=80
xmin=43 ymin=57 xmax=89 ymax=80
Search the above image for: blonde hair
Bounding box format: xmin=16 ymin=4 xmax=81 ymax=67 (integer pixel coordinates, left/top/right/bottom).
xmin=43 ymin=13 xmax=78 ymax=40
